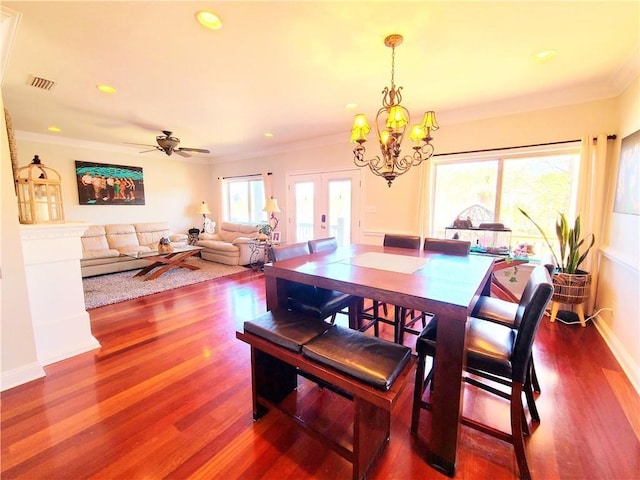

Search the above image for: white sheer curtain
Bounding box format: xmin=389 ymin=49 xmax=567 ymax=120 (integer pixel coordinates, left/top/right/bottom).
xmin=262 ymin=172 xmax=273 ymax=206
xmin=416 ymin=162 xmax=432 ymax=241
xmin=576 ymin=134 xmax=609 ymax=314
xmin=216 ymin=176 xmax=224 ymax=228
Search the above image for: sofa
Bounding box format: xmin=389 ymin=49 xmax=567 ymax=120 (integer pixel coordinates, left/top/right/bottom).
xmin=80 ymin=222 xmax=188 ymax=277
xmin=196 ymin=221 xmax=263 ymax=266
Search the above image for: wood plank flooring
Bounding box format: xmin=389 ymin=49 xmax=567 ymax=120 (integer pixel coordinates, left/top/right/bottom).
xmin=2 ymin=270 xmax=639 ymax=479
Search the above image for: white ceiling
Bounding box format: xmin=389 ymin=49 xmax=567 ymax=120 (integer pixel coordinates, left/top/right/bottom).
xmin=2 ymin=1 xmax=639 ymax=163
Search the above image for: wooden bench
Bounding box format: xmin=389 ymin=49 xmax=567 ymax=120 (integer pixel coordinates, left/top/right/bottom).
xmin=236 ymin=310 xmax=416 ymax=480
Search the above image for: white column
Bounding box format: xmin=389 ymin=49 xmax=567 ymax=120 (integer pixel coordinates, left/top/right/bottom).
xmin=20 ymin=223 xmax=100 ymax=365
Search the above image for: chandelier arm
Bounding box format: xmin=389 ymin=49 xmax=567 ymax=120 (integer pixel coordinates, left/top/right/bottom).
xmin=414 ymin=143 xmax=435 ymax=163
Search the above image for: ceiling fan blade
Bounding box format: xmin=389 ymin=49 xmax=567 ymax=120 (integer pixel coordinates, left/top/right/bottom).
xmin=124 ymin=141 xmax=158 ymax=148
xmin=175 ymin=150 xmax=191 ymax=157
xmin=139 ymin=148 xmax=160 ymax=154
xmin=179 ymin=147 xmax=210 ymax=154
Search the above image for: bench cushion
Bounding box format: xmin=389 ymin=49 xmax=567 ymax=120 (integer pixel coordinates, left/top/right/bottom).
xmin=244 ymin=310 xmax=333 ymax=353
xmin=302 ymin=326 xmax=412 ymax=391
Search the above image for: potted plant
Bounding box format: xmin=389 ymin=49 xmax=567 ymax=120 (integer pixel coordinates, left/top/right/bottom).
xmin=519 ymin=208 xmax=595 ymax=305
xmin=256 ymin=223 xmax=272 ymax=241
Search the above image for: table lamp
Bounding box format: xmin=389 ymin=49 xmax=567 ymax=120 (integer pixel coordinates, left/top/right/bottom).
xmin=262 ymin=197 xmax=281 ymax=232
xmin=198 ymin=201 xmax=212 ymax=232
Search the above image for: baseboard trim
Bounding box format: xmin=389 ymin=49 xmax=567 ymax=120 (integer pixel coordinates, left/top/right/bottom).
xmin=594 ymin=316 xmax=640 ymax=396
xmin=1 ymin=361 xmax=46 ymax=392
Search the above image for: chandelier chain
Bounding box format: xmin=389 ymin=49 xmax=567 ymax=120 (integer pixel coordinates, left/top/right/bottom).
xmin=390 ymin=45 xmax=396 ymax=88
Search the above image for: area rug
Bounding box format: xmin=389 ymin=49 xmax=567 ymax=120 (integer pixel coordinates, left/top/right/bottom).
xmin=83 ymin=258 xmax=247 ymax=309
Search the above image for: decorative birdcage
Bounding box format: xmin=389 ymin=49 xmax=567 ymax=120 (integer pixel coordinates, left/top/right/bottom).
xmin=15 ymin=155 xmax=65 ymax=224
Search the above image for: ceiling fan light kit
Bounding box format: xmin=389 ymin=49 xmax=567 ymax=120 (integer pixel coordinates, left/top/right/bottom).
xmin=351 ymin=34 xmax=439 ymax=187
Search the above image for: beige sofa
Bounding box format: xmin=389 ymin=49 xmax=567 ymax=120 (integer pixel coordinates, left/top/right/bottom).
xmin=197 ymin=221 xmax=263 ymax=265
xmin=81 ymin=222 xmax=188 ymax=277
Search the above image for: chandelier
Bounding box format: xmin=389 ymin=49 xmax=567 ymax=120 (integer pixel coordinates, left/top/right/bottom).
xmin=350 ymin=34 xmax=438 ymax=187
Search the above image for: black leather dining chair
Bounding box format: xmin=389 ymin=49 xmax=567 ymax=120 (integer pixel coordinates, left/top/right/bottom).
xmin=411 ymin=265 xmax=553 ymax=480
xmin=471 ymin=263 xmax=555 ymax=393
xmin=366 ymin=234 xmax=425 ymax=344
xmin=423 ymin=237 xmax=471 ymax=255
xmin=308 ymin=236 xmax=338 ymax=253
xmin=270 ymin=242 xmax=359 ymax=325
xmin=393 ymin=237 xmax=473 ymax=345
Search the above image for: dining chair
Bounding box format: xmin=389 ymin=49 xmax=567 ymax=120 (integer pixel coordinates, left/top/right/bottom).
xmin=393 ymin=237 xmax=473 ymax=344
xmin=369 ymin=234 xmax=426 ymax=344
xmin=411 ymin=265 xmax=553 ymax=480
xmin=471 ymin=263 xmax=555 ymax=393
xmin=423 ymin=237 xmax=471 ymax=255
xmin=308 ymin=236 xmax=338 ymax=253
xmin=270 ymin=242 xmax=359 ymax=325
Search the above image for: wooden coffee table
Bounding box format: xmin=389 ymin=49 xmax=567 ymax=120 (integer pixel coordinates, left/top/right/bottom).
xmin=134 ymin=246 xmax=203 ymax=281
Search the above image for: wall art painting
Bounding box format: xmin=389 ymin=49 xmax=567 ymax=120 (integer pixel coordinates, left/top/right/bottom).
xmin=75 ymin=161 xmax=145 ymax=205
xmin=613 ymin=130 xmax=639 ymax=215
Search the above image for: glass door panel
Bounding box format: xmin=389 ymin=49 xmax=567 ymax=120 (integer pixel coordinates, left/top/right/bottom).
xmin=288 ymin=170 xmax=360 ymax=245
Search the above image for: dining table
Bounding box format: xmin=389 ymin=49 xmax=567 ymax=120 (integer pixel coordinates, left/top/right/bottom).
xmin=263 ymin=243 xmax=495 ymax=476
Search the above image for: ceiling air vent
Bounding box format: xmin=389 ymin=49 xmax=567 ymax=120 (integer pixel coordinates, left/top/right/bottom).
xmin=28 ymin=75 xmax=55 ymax=91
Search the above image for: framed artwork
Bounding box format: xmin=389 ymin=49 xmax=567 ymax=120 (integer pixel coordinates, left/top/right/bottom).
xmin=613 ymin=130 xmax=639 ymax=215
xmin=271 ymin=231 xmax=281 ymax=243
xmin=75 ymin=161 xmax=145 ymax=205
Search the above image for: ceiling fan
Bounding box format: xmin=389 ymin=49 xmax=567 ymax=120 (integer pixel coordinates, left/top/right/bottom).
xmin=125 ymin=131 xmax=210 ymax=157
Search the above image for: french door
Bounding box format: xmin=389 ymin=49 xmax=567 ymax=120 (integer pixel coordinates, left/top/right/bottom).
xmin=287 ymin=170 xmax=361 ymax=246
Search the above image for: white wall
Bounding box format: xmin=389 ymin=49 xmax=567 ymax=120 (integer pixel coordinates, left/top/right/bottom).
xmin=13 ymin=135 xmax=214 ymax=234
xmin=1 ymin=92 xmax=45 ymax=390
xmin=211 ymin=97 xmax=619 ymax=239
xmin=594 ymin=77 xmax=640 ymax=392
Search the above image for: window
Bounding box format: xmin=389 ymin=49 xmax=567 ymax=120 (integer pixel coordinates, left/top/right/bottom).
xmin=431 ymin=144 xmax=580 ymax=257
xmin=222 ymin=176 xmax=266 ymax=223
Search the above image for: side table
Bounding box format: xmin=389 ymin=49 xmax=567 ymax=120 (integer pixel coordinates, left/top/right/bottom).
xmin=248 ymin=239 xmax=268 ymax=271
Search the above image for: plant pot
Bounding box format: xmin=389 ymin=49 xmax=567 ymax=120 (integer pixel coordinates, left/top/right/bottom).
xmin=552 ymin=270 xmax=591 ymax=304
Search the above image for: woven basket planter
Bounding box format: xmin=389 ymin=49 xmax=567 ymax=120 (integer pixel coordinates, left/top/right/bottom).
xmin=552 ymin=271 xmax=591 ymax=304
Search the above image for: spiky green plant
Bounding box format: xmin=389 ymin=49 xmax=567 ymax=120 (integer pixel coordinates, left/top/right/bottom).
xmin=519 ymin=208 xmax=595 ymax=274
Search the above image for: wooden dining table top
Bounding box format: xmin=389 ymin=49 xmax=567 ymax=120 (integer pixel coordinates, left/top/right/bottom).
xmin=263 ymin=243 xmax=496 ymax=320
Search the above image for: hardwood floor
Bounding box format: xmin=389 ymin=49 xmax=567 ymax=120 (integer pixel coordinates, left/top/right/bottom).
xmin=2 ymin=270 xmax=639 ymax=479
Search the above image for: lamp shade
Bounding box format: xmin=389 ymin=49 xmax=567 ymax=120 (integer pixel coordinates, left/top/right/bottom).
xmin=198 ymin=201 xmax=212 ymax=215
xmin=350 ymin=114 xmax=371 ymax=143
xmin=263 ymin=197 xmax=281 ymax=213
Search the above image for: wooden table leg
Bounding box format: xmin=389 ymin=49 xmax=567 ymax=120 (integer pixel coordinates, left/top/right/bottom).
xmin=251 ymin=347 xmax=297 ymax=420
xmin=135 ymin=250 xmax=201 ymax=280
xmin=426 ymin=314 xmax=467 ymax=477
xmin=353 ymin=396 xmax=391 ymax=480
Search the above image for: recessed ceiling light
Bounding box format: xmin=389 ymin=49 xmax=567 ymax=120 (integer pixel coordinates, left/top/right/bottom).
xmin=195 ymin=11 xmax=222 ymax=30
xmin=346 ymin=103 xmax=358 ymax=110
xmin=47 ymin=126 xmax=62 ymax=132
xmin=97 ymin=84 xmax=116 ymax=94
xmin=264 ymin=133 xmax=274 ymax=138
xmin=535 ymin=50 xmax=558 ymax=62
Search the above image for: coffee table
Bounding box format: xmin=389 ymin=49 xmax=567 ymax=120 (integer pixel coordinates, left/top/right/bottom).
xmin=133 ymin=245 xmax=204 ymax=281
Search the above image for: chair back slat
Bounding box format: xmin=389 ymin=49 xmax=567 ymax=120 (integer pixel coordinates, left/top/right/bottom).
xmin=424 ymin=238 xmax=471 ymax=256
xmin=271 ymin=242 xmax=310 ymax=262
xmin=308 ymin=237 xmax=338 ymax=253
xmin=383 ymin=234 xmax=421 ymax=250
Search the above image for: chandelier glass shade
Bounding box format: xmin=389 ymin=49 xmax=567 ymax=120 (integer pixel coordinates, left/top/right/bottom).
xmin=351 ymin=34 xmax=438 ymax=187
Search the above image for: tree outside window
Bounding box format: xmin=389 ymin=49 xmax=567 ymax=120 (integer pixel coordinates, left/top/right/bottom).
xmin=432 ymin=148 xmax=579 ymax=259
